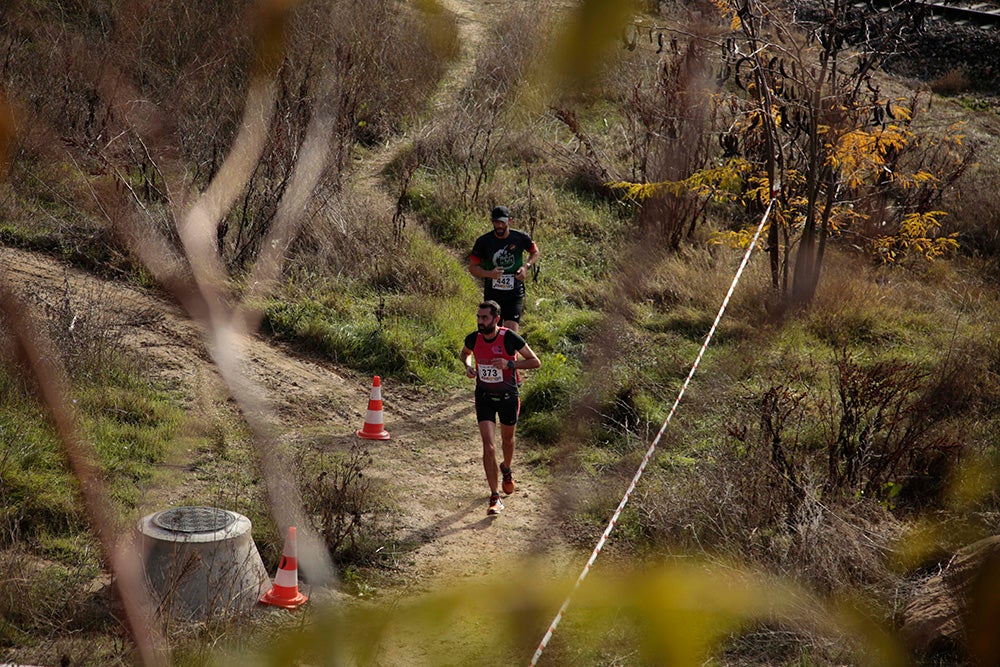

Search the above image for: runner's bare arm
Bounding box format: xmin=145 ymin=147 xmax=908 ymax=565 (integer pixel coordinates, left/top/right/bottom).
xmin=512 ymin=343 xmax=541 ymax=370
xmin=468 ymin=257 xmax=503 ymax=279
xmin=460 ymin=346 xmax=476 ymax=378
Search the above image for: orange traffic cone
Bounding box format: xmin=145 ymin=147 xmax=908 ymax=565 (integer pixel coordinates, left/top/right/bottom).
xmin=260 ymin=526 xmax=308 ymax=609
xmin=357 ymin=375 xmax=391 ymax=440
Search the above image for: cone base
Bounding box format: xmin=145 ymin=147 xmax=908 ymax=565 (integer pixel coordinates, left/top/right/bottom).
xmin=357 ymin=428 xmax=390 ymax=440
xmin=259 ymin=589 xmax=308 ymax=609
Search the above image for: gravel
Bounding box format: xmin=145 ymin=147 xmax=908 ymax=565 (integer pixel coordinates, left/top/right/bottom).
xmin=788 ymin=0 xmax=1000 ymax=100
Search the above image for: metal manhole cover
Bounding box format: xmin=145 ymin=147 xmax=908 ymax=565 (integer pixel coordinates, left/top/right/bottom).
xmin=153 ymin=507 xmax=236 ymax=533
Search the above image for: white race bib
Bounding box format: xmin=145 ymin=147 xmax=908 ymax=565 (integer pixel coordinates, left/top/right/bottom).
xmin=491 ymin=274 xmax=515 ymax=291
xmin=478 ymin=363 xmax=503 ymax=384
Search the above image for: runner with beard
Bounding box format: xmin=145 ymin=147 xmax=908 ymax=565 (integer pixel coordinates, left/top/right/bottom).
xmin=468 ymin=205 xmax=539 ymax=333
xmin=459 ymin=300 xmax=541 ymax=515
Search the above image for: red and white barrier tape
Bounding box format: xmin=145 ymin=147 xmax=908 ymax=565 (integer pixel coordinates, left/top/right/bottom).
xmin=528 ymin=199 xmax=775 ymax=666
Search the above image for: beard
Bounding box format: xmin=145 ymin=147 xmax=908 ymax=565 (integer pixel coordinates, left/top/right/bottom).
xmin=478 ymin=323 xmax=497 ymax=335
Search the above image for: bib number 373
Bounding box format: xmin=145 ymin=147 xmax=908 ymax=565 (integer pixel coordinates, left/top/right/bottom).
xmin=478 ymin=364 xmax=502 ymax=384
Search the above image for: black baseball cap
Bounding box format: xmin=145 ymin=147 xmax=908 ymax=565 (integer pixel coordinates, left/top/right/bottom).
xmin=491 ymin=206 xmax=510 ymax=222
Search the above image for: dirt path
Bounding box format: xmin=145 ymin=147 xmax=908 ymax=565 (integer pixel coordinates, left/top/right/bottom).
xmin=0 ymin=0 xmax=576 ymax=608
xmin=0 ymin=3 xmax=582 ymax=663
xmin=345 ymin=0 xmax=573 ymax=593
xmin=1 ymin=239 xmax=575 ymax=667
xmin=0 ymin=246 xmax=363 ymax=424
xmin=0 ymin=242 xmax=569 ymax=570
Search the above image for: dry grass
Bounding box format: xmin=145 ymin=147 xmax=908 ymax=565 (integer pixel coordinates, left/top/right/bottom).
xmin=409 ymin=3 xmax=550 ymax=209
xmin=929 ymin=68 xmax=971 ymax=96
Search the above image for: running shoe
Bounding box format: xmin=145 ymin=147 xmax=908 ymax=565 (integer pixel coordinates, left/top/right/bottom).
xmin=500 ymin=464 xmax=515 ymax=495
xmin=488 ymin=492 xmax=504 ymax=515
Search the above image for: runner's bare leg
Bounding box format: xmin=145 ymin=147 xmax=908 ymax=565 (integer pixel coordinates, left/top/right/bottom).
xmin=478 ymin=420 xmax=499 ymax=493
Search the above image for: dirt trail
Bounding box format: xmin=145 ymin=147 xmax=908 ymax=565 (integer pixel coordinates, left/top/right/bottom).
xmin=1 ymin=239 xmax=575 ymax=667
xmin=348 ymin=0 xmax=574 ymax=594
xmin=0 ymin=247 xmax=363 ymax=427
xmin=0 ymin=0 xmax=577 ymax=619
xmin=0 ymin=241 xmax=569 ymax=588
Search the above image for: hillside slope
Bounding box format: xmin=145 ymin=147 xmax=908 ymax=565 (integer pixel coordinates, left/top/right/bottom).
xmin=0 ymin=242 xmax=572 ymax=586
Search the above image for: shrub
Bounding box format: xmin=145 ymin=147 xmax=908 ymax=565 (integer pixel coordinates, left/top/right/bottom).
xmin=622 ymin=331 xmax=978 ymax=595
xmin=929 ymin=68 xmax=970 ymax=96
xmin=634 ymin=459 xmax=904 ymax=596
xmin=297 ymin=442 xmax=398 ymax=568
xmin=821 ymin=351 xmax=960 ymax=499
xmin=27 ymin=273 xmax=157 ymax=383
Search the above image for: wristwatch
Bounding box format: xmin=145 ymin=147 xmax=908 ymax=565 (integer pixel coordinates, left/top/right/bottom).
xmin=507 ymin=360 xmax=515 ymax=370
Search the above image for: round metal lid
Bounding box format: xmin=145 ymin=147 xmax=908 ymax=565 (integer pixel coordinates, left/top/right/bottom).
xmin=153 ymin=506 xmax=236 ymax=533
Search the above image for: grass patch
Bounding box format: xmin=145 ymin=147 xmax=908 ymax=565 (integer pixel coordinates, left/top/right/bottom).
xmin=0 ymin=360 xmax=182 ymax=550
xmin=403 ymin=183 xmax=483 ymax=249
xmin=523 ymin=301 xmax=600 ymax=356
xmin=519 ymin=351 xmax=581 ymax=444
xmin=263 ymin=286 xmax=478 ymax=385
xmin=0 ymin=352 xmax=183 ymax=665
xmin=264 ymin=228 xmax=480 ymax=385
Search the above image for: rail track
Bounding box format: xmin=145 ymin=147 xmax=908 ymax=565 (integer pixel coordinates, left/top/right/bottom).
xmin=621 ymin=0 xmax=1000 ymax=51
xmin=871 ymin=0 xmax=1000 ymax=29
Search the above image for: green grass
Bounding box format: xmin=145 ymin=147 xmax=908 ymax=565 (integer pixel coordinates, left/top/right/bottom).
xmin=523 ymin=300 xmax=600 ymax=356
xmin=0 ymin=355 xmax=185 ymax=665
xmin=263 ymin=274 xmax=479 ymax=385
xmin=403 ymin=183 xmax=483 ymax=249
xmin=0 ymin=363 xmax=183 ymax=552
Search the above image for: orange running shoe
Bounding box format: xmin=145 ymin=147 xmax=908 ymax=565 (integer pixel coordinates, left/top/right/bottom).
xmin=487 ymin=492 xmax=504 ymax=515
xmin=500 ymin=464 xmax=515 ymax=495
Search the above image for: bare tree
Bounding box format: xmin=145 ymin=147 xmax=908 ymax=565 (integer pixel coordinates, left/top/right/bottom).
xmin=724 ymin=0 xmax=968 ymax=305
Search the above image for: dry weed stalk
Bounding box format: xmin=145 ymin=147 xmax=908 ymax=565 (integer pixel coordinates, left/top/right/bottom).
xmin=108 ymin=0 xmax=339 ymax=588
xmin=0 ymin=0 xmax=342 ymax=661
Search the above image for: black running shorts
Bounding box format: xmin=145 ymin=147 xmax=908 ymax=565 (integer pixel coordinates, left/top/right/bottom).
xmin=485 ymin=295 xmax=524 ymax=324
xmin=475 ymin=387 xmax=520 ymax=426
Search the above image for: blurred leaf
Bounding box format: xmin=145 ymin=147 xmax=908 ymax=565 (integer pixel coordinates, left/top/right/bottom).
xmin=550 ymin=0 xmax=637 ymax=88
xmin=252 ymin=0 xmax=300 ymax=77
xmin=231 ymin=559 xmax=908 ymax=666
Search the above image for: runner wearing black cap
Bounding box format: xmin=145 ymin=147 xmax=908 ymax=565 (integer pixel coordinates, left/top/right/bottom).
xmin=467 ymin=205 xmax=540 ymax=332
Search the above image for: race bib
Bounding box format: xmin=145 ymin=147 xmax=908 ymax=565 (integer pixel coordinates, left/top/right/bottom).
xmin=491 ymin=274 xmax=515 ymax=291
xmin=478 ymin=363 xmax=503 ymax=384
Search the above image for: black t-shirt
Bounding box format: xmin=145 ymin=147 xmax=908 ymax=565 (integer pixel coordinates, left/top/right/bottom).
xmin=469 ymin=229 xmax=535 ymax=300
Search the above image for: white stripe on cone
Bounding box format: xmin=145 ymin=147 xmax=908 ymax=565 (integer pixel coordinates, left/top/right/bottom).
xmin=358 ymin=376 xmax=390 ymax=439
xmin=260 ymin=526 xmax=308 ymax=608
xmin=273 ymin=560 xmax=298 ymax=587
